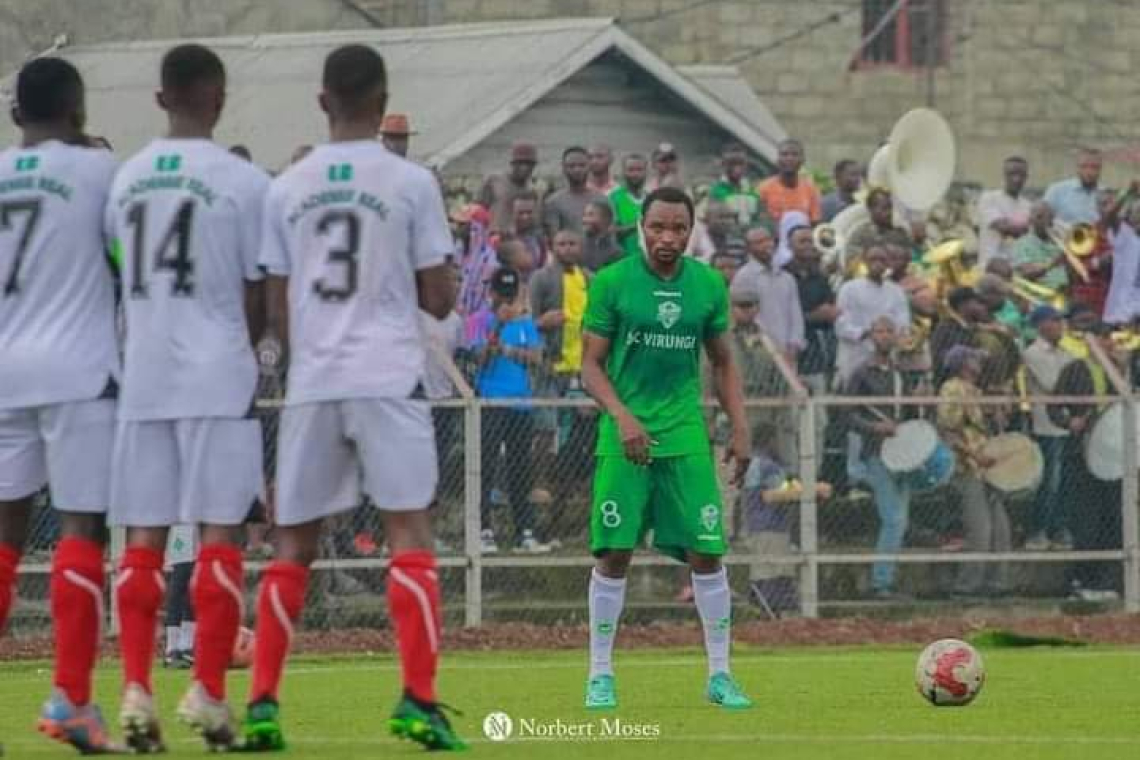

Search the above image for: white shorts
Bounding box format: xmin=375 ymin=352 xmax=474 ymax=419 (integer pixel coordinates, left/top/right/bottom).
xmin=0 ymin=400 xmax=115 ymax=511
xmin=275 ymin=399 xmax=438 ymax=526
xmin=109 ymin=418 xmax=264 ymax=527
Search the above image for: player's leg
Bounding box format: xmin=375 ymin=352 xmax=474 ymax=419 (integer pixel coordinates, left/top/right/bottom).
xmin=0 ymin=408 xmax=43 ymax=635
xmin=586 ymin=456 xmax=650 ymax=709
xmin=656 ymin=454 xmax=752 ymax=709
xmin=350 ymin=398 xmax=466 ymax=751
xmin=175 ymin=418 xmax=263 ymax=750
xmin=243 ymin=402 xmax=354 ymax=751
xmin=34 ymin=400 xmax=124 ymax=753
xmin=110 ymin=420 xmax=180 ymax=753
xmin=0 ymin=498 xmax=31 ymax=638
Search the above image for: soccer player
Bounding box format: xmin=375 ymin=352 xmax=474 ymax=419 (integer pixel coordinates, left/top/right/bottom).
xmin=242 ymin=44 xmax=465 ymax=751
xmin=580 ymin=185 xmax=754 ymax=710
xmin=0 ymin=57 xmax=121 ymax=755
xmin=104 ymin=44 xmax=269 ymax=752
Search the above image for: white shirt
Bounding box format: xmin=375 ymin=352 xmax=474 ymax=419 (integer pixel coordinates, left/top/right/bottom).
xmin=106 ymin=139 xmax=268 ymax=420
xmin=730 ymin=259 xmax=805 ymax=353
xmin=260 ymin=141 xmax=452 ymax=404
xmin=834 ymin=277 xmax=911 ymax=383
xmin=1105 ymin=222 xmax=1140 ymax=325
xmin=0 ymin=141 xmax=119 ymax=409
xmin=420 ymin=311 xmax=464 ymax=399
xmin=976 ymin=188 xmax=1031 ymax=264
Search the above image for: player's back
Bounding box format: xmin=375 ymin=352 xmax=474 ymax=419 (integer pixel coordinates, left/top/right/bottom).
xmin=261 ymin=141 xmax=452 ymax=404
xmin=0 ymin=141 xmax=119 ymax=410
xmin=107 ymin=139 xmax=268 ymax=420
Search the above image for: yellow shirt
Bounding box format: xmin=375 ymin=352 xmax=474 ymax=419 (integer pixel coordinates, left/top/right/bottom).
xmin=1059 ymin=331 xmax=1089 ymax=360
xmin=554 ymin=267 xmax=588 ymax=373
xmin=937 ymin=377 xmax=989 ymax=475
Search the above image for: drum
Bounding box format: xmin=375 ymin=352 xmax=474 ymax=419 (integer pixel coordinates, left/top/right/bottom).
xmin=1085 ymin=402 xmax=1140 ymax=481
xmin=880 ymin=419 xmax=956 ymax=492
xmin=981 ymin=433 xmax=1043 ymax=498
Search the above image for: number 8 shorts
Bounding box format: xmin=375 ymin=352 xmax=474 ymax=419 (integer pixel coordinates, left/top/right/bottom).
xmin=274 ymin=398 xmax=438 ymax=526
xmin=590 ymin=452 xmax=726 ymax=562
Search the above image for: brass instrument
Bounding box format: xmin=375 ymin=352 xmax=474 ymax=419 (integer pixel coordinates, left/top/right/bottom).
xmin=1049 ymin=222 xmax=1093 ymax=282
xmin=1010 ymin=276 xmax=1066 ymax=312
xmin=920 ymin=239 xmax=978 ymax=300
xmin=1110 ymin=328 xmax=1140 ymax=352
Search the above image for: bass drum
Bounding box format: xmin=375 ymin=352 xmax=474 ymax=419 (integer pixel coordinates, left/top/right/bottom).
xmin=880 ymin=419 xmax=956 ymax=493
xmin=981 ymin=433 xmax=1043 ymax=499
xmin=1084 ymin=402 xmax=1140 ymax=482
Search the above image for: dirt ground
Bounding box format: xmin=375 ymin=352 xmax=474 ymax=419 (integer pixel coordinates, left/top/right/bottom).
xmin=3 ymin=615 xmax=1140 ymax=660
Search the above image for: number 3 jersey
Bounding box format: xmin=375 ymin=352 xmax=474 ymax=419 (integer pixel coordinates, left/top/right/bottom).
xmin=106 ymin=139 xmax=269 ymax=420
xmin=0 ymin=141 xmax=119 ymax=410
xmin=259 ymin=141 xmax=453 ymax=404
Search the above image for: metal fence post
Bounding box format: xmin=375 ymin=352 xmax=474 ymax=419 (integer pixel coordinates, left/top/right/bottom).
xmin=798 ymin=397 xmax=820 ymax=619
xmin=464 ymin=398 xmax=483 ymax=627
xmin=1122 ymin=396 xmax=1139 ymax=613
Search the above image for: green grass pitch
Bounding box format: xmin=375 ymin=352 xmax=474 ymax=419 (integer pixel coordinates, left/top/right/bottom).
xmin=2 ymin=647 xmax=1139 ymax=759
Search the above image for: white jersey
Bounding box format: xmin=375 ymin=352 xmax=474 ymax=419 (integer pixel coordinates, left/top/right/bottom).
xmin=106 ymin=139 xmax=268 ymax=420
xmin=0 ymin=141 xmax=119 ymax=410
xmin=259 ymin=141 xmax=452 ymax=404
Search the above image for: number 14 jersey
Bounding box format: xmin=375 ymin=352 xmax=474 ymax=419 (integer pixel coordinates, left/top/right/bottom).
xmin=259 ymin=141 xmax=453 ymax=405
xmin=106 ymin=138 xmax=269 ymax=420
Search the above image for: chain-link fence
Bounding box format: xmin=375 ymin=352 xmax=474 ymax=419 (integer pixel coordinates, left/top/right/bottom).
xmin=7 ymin=358 xmax=1140 ymax=638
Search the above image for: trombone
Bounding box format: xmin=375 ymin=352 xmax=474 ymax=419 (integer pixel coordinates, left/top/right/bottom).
xmin=1010 ymin=276 xmax=1066 ymax=312
xmin=1049 ymin=222 xmax=1095 ymax=282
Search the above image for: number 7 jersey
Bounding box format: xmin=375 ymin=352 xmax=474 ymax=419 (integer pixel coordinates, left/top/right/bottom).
xmin=105 ymin=139 xmax=269 ymax=420
xmin=259 ymin=141 xmax=453 ymax=404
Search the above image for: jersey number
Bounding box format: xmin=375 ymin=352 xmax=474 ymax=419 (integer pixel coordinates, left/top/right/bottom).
xmin=1 ymin=198 xmax=44 ymax=297
xmin=313 ymin=210 xmax=360 ymax=302
xmin=126 ymin=200 xmax=196 ymax=297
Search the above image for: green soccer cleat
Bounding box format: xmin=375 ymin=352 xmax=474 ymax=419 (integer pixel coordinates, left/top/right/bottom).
xmin=584 ymin=674 xmax=617 ymax=710
xmin=707 ymin=672 xmax=753 ymax=710
xmin=239 ymin=699 xmax=285 ymax=752
xmin=388 ymin=693 xmax=468 ymax=752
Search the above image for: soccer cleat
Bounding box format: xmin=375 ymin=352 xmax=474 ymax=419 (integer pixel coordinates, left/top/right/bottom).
xmin=239 ymin=698 xmax=285 ymax=752
xmin=388 ymin=693 xmax=468 ymax=751
xmin=163 ymin=650 xmax=193 ymax=670
xmin=707 ymin=671 xmax=753 ymax=710
xmin=37 ymin=688 xmax=125 ymax=754
xmin=119 ymin=682 xmax=166 ymax=753
xmin=584 ymin=674 xmax=617 ymax=710
xmin=177 ymin=681 xmax=237 ymax=752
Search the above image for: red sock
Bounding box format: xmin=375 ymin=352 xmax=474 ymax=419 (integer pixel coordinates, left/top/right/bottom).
xmin=51 ymin=538 xmax=105 ymax=706
xmin=250 ymin=561 xmax=308 ymax=704
xmin=192 ymin=544 xmax=244 ymax=700
xmin=387 ymin=550 xmax=441 ymax=703
xmin=115 ymin=546 xmax=165 ymax=694
xmin=0 ymin=542 xmax=21 ymax=635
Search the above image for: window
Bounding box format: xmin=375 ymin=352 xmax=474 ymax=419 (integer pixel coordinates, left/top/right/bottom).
xmin=860 ymin=0 xmax=946 ymax=68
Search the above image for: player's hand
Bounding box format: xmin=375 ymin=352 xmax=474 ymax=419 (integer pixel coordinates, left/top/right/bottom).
xmin=616 ymin=411 xmax=653 ymax=466
xmin=726 ymin=425 xmax=751 ymax=485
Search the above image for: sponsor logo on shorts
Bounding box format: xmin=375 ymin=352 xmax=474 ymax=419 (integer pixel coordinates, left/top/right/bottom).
xmin=700 ymin=503 xmax=720 ymax=532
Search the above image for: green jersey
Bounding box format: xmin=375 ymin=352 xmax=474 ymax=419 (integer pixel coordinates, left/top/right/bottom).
xmin=608 ymin=184 xmax=645 ymax=258
xmin=583 ymin=255 xmax=729 ymax=457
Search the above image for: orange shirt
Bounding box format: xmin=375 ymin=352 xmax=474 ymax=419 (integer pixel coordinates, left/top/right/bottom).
xmin=756 ymin=175 xmax=822 ymax=224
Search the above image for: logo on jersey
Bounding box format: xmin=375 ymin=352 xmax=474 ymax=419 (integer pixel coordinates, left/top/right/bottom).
xmin=699 ymin=504 xmax=720 ymax=533
xmin=14 ymin=156 xmax=39 ymax=172
xmin=657 ymin=300 xmax=682 ymax=329
xmin=328 ymin=163 xmax=354 ymax=182
xmin=155 ymin=155 xmax=182 ymax=173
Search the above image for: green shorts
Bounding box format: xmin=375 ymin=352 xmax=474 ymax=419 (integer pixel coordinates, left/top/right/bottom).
xmin=590 ymin=453 xmax=726 ymax=562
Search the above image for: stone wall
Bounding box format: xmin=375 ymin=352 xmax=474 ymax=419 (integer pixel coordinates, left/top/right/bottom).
xmin=4 ymin=0 xmax=1138 ymax=188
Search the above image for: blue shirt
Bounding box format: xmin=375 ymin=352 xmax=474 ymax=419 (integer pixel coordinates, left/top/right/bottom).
xmin=1043 ymin=178 xmax=1099 ymax=225
xmin=743 ymin=452 xmax=791 ymax=533
xmin=472 ymin=315 xmax=541 ymax=399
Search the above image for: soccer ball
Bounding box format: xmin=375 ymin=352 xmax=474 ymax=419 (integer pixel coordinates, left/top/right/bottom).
xmin=230 ymin=626 xmax=255 ymax=670
xmin=915 ymin=639 xmax=984 ymax=706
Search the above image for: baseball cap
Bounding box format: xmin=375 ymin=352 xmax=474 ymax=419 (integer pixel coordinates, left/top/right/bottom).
xmin=380 ymin=113 xmax=415 ymax=136
xmin=653 ymin=142 xmax=678 ymax=160
xmin=510 ymin=142 xmax=538 ymax=163
xmin=1029 ymin=304 xmax=1063 ymax=326
xmin=489 ymin=267 xmax=520 ymax=298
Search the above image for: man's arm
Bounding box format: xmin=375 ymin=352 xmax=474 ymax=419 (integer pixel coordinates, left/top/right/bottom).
xmin=705 ymin=332 xmax=751 ymax=479
xmin=416 ymin=263 xmax=456 ymax=320
xmin=265 ymin=275 xmax=289 ymax=356
xmin=582 ymin=331 xmax=652 ymax=464
xmin=244 ymin=280 xmax=266 ymax=347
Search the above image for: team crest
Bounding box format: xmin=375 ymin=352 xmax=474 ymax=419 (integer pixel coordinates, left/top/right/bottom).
xmin=657 ymin=300 xmax=682 ymax=329
xmin=700 ymin=504 xmax=720 ymax=532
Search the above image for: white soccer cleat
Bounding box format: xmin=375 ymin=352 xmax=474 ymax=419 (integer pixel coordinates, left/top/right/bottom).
xmin=119 ymin=682 xmax=166 ymax=754
xmin=177 ymin=681 xmax=238 ymax=751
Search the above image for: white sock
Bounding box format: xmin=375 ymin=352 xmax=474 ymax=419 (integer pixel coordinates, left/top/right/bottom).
xmin=179 ymin=621 xmax=196 ymax=652
xmin=588 ymin=569 xmax=627 ymax=679
xmin=165 ymin=626 xmax=180 ymax=655
xmin=692 ymin=567 xmax=731 ymax=676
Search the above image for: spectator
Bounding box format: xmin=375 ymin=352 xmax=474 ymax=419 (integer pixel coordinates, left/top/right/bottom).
xmin=820 ymin=159 xmax=862 ymax=222
xmin=586 ymin=144 xmax=617 ymax=195
xmin=1060 ymin=302 xmax=1097 ymax=359
xmin=581 ymin=199 xmax=622 ymax=272
xmin=480 ymin=141 xmax=542 ymax=232
xmin=1044 ymin=147 xmax=1102 ymax=225
xmin=977 ymin=156 xmax=1032 ymax=265
xmin=457 ymin=204 xmax=498 ymax=316
xmin=756 ymin=139 xmax=822 ymax=223
xmin=834 ymin=244 xmax=911 ymax=385
xmin=379 ymin=112 xmax=414 ymax=158
xmin=609 ymin=153 xmax=649 ymax=258
xmin=1022 ymin=305 xmax=1076 ymax=551
xmin=845 ymin=316 xmax=921 ymax=599
xmin=710 ymin=250 xmax=745 ymax=285
xmin=1103 ymin=182 xmax=1140 ymax=326
xmin=731 ymin=225 xmax=805 ymax=359
xmin=511 ymin=190 xmax=547 ymax=276
xmin=977 ymin=273 xmax=1028 ymax=347
xmin=1068 ymin=187 xmax=1118 ymax=317
xmin=845 ymin=189 xmax=914 ymax=263
xmin=786 ymin=224 xmax=837 ymax=393
xmin=469 ymin=268 xmax=547 ymax=554
xmin=1012 ymin=201 xmax=1068 ymax=293
xmin=162 ymin=525 xmax=196 ymax=669
xmin=544 ymin=146 xmax=603 ymax=238
xmin=937 ymin=346 xmax=1012 ymax=596
xmin=646 ymin=142 xmax=683 ymax=191
xmin=495 ymin=235 xmax=538 ymax=293
xmin=930 ymin=287 xmax=988 ymax=390
xmin=708 ymin=142 xmax=765 ymax=228
xmin=773 ymin=209 xmax=808 ymax=269
xmin=688 ymin=200 xmax=746 ymax=263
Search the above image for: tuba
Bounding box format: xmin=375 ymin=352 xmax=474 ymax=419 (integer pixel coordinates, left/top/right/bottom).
xmin=878 ymin=108 xmax=957 ymax=212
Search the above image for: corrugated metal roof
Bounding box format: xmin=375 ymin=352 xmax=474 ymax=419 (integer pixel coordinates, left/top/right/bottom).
xmin=679 ymin=65 xmax=787 ymax=145
xmin=0 ymin=18 xmax=784 ymax=169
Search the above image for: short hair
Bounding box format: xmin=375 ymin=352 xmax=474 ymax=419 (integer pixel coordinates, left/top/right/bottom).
xmin=553 ymin=228 xmax=582 ymax=242
xmin=721 ymin=142 xmax=747 ymax=157
xmin=622 ymin=153 xmax=648 ymax=168
xmin=562 ymin=146 xmax=588 ymax=162
xmin=948 ymin=286 xmax=982 ymax=311
xmin=1078 ymin=146 xmax=1102 ymax=160
xmin=586 ymin=198 xmax=614 ymax=223
xmin=641 ymin=186 xmax=694 ymax=224
xmin=1004 ymin=155 xmax=1028 ymax=166
xmin=833 ymin=158 xmax=858 ymax=176
xmin=15 ymin=57 xmax=83 ymax=123
xmin=322 ymin=44 xmax=387 ymax=112
xmin=161 ymin=44 xmax=225 ymax=94
xmin=778 ymin=138 xmax=804 ymax=152
xmin=866 ymin=187 xmax=892 ymax=206
xmin=871 ymin=315 xmax=897 ymax=331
